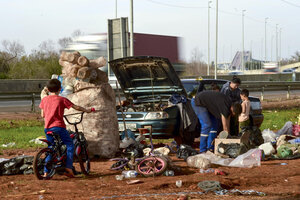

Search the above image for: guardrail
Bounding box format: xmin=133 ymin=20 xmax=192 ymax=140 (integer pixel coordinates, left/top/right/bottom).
xmin=1 ymin=81 xmax=300 ymax=112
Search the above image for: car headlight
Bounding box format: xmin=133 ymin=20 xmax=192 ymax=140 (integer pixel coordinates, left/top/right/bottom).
xmin=145 ymin=112 xmax=169 ymax=120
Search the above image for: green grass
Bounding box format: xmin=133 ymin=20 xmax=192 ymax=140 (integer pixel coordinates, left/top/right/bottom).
xmin=260 ymin=108 xmax=299 ymax=131
xmin=0 ymin=126 xmax=44 ymax=150
xmin=0 ymin=108 xmax=299 ymax=150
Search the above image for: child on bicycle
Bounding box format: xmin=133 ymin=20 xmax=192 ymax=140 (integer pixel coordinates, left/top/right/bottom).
xmin=39 ymin=79 xmax=92 ymax=178
xmin=239 ymin=89 xmax=251 ymax=130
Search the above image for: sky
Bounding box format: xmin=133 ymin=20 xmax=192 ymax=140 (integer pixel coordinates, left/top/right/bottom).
xmin=1 ymin=0 xmax=300 ymax=63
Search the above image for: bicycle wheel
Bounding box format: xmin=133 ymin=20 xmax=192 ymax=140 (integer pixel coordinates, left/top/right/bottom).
xmin=78 ymin=146 xmax=90 ymax=175
xmin=33 ymin=148 xmax=56 ymax=180
xmin=136 ymin=156 xmax=167 ymax=177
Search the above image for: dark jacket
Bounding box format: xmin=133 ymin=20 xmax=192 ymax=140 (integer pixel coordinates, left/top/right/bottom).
xmin=220 ymin=81 xmax=241 ymax=103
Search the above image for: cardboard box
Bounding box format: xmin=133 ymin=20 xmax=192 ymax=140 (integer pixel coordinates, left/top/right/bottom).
xmin=214 ymin=138 xmax=241 ymax=156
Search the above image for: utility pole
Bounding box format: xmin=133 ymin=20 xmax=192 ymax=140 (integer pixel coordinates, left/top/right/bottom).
xmin=276 ymin=24 xmax=278 ymax=64
xmin=279 ymin=28 xmax=282 ymax=68
xmin=265 ymin=18 xmax=268 ymax=62
xmin=242 ymin=10 xmax=246 ymax=71
xmin=271 ymin=35 xmax=274 ymax=61
xmin=207 ymin=0 xmax=212 ymax=76
xmin=215 ymin=0 xmax=218 ymax=79
xmin=130 ymin=0 xmax=134 ymax=56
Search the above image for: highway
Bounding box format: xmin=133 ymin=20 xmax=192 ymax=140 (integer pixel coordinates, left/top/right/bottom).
xmin=0 ymin=90 xmax=299 ymax=112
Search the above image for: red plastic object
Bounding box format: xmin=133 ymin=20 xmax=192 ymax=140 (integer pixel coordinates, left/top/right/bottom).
xmin=91 ymin=108 xmax=96 ymax=112
xmin=214 ymin=169 xmax=227 ymax=176
xmin=292 ymin=125 xmax=300 ymax=136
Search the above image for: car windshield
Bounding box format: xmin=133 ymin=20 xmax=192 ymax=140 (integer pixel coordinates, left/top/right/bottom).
xmin=182 ymin=81 xmax=200 ymax=98
xmin=264 ymin=68 xmax=278 ymax=72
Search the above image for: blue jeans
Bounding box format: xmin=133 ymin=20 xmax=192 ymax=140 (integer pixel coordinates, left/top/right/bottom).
xmin=44 ymin=127 xmax=74 ymax=172
xmin=191 ymin=98 xmax=218 ymax=152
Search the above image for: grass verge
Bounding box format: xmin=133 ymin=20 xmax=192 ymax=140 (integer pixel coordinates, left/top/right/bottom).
xmin=0 ymin=108 xmax=299 ymax=150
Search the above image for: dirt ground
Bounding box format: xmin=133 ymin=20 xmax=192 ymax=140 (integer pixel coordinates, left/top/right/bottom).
xmin=1 ymin=100 xmax=300 ymax=200
xmin=0 ymin=148 xmax=300 ymax=200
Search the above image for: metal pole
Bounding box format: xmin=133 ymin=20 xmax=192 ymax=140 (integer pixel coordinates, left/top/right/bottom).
xmin=242 ymin=10 xmax=246 ymax=72
xmin=271 ymin=35 xmax=274 ymax=61
xmin=265 ymin=18 xmax=268 ymax=62
xmin=130 ymin=0 xmax=134 ymax=56
xmin=215 ymin=0 xmax=218 ymax=79
xmin=115 ymin=0 xmax=118 ymax=18
xmin=279 ymin=28 xmax=282 ymax=68
xmin=207 ymin=0 xmax=212 ymax=76
xmin=276 ymin=24 xmax=278 ymax=64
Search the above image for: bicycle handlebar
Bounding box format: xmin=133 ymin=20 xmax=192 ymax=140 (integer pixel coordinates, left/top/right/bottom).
xmin=64 ymin=112 xmax=84 ymax=125
xmin=63 ymin=108 xmax=95 ymax=125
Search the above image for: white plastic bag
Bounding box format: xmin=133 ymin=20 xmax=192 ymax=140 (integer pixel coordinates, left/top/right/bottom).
xmin=186 ymin=155 xmax=211 ymax=169
xmin=228 ymin=149 xmax=261 ymax=168
xmin=262 ymin=129 xmax=277 ymax=143
xmin=259 ymin=142 xmax=275 ymax=156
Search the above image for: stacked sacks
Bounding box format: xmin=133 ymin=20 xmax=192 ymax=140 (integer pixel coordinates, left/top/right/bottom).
xmin=46 ymin=51 xmax=119 ymax=158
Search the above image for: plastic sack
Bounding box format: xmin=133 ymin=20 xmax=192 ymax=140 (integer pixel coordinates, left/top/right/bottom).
xmin=186 ymin=155 xmax=211 ymax=169
xmin=258 ymin=142 xmax=275 ymax=156
xmin=262 ymin=129 xmax=277 ymax=143
xmin=176 ymin=144 xmax=199 ymax=161
xmin=228 ymin=149 xmax=262 ymax=168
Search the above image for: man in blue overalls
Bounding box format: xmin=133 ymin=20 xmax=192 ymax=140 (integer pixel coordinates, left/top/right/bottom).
xmin=191 ymin=91 xmax=242 ymax=153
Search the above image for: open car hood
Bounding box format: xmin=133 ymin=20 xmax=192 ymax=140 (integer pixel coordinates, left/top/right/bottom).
xmin=109 ymin=56 xmax=187 ymax=103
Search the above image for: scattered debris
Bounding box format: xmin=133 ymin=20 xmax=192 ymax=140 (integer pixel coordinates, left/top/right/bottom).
xmin=1 ymin=142 xmax=16 ymax=148
xmin=126 ymin=180 xmax=143 ymax=185
xmin=197 ymin=180 xmax=222 ymax=192
xmin=215 ymin=189 xmax=266 ymax=196
xmin=175 ymin=180 xmax=182 ymax=188
xmin=176 ymin=144 xmax=199 ymax=161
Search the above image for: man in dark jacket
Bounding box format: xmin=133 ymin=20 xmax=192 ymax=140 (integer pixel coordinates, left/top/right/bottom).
xmin=192 ymin=91 xmax=242 ymax=153
xmin=221 ymin=76 xmax=242 ymax=136
xmin=220 ymin=76 xmax=242 ymax=103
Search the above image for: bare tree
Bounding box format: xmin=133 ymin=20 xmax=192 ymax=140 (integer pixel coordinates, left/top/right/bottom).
xmin=71 ymin=29 xmax=83 ymax=38
xmin=184 ymin=47 xmax=207 ymax=76
xmin=58 ymin=37 xmax=72 ymax=49
xmin=1 ymin=40 xmax=25 ymax=60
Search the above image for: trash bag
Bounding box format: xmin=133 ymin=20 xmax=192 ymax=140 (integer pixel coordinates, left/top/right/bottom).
xmin=186 ymin=155 xmax=211 ymax=169
xmin=228 ymin=149 xmax=261 ymax=168
xmin=258 ymin=142 xmax=276 ymax=156
xmin=217 ymin=143 xmax=248 ymax=158
xmin=65 ymin=82 xmax=120 ymax=158
xmin=261 ymin=129 xmax=277 ymax=143
xmin=176 ymin=144 xmax=199 ymax=161
xmin=123 ymin=143 xmax=145 ymax=158
xmin=240 ymin=126 xmax=264 ymax=148
xmin=0 ymin=155 xmax=34 ymax=175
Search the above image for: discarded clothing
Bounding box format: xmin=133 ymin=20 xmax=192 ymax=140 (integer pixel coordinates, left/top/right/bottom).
xmin=176 ymin=144 xmax=199 ymax=161
xmin=217 ymin=142 xmax=248 ymax=158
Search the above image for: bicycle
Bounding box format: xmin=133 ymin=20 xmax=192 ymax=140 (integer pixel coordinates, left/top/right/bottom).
xmin=33 ymin=111 xmax=91 ymax=180
xmin=110 ymin=128 xmax=168 ymax=177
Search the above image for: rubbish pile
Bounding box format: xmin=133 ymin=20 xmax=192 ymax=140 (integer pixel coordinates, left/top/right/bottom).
xmin=0 ymin=155 xmax=33 ymax=175
xmin=41 ymin=51 xmax=120 ymax=158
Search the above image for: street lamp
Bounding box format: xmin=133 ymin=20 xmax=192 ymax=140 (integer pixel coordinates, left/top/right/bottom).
xmin=241 ymin=10 xmax=246 ymax=71
xmin=214 ymin=0 xmax=218 ymax=79
xmin=265 ymin=17 xmax=268 ymax=63
xmin=276 ymin=24 xmax=278 ymax=64
xmin=207 ymin=0 xmax=212 ymax=76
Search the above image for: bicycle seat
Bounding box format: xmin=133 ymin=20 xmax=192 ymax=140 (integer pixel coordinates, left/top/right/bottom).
xmin=46 ymin=131 xmax=58 ymax=136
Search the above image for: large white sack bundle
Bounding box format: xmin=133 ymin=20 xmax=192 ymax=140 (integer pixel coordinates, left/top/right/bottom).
xmin=64 ymin=82 xmax=119 ymax=158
